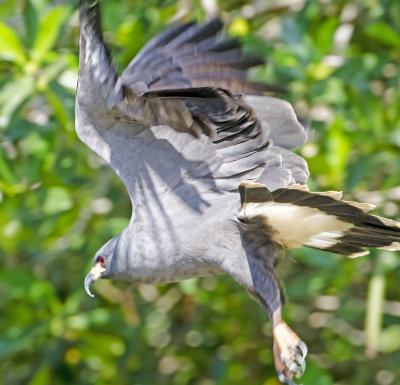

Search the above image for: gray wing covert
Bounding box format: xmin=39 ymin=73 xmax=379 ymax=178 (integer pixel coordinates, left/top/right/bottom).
xmin=119 ymin=19 xmax=280 ymax=95
xmin=116 ymin=20 xmax=309 ymax=192
xmin=77 ymin=3 xmax=309 ymax=214
xmin=243 ymin=95 xmax=309 ymax=190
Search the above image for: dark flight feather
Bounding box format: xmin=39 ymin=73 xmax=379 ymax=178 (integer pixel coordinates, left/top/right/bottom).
xmin=239 ymin=182 xmax=400 ymax=257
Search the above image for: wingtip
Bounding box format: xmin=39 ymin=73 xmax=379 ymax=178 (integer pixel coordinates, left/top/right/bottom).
xmin=378 ymin=242 xmax=400 ymax=251
xmin=348 ymin=250 xmax=370 ymax=258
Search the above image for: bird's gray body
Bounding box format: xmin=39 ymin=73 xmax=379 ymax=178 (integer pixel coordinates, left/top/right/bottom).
xmin=76 ymin=70 xmax=236 ymax=284
xmin=77 ymin=78 xmax=278 ymax=286
xmin=76 ymin=2 xmax=308 ymax=288
xmin=77 ymin=2 xmax=400 ymax=383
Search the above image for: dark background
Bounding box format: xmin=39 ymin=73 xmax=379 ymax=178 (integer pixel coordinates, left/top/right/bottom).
xmin=1 ymin=0 xmax=400 ymax=384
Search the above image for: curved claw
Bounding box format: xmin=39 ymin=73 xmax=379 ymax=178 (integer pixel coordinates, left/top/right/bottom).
xmin=289 ymin=344 xmax=307 ymax=377
xmin=282 ymin=349 xmax=306 ymax=378
xmin=277 ymin=371 xmax=302 ymax=385
xmin=296 ymin=340 xmax=308 ymax=361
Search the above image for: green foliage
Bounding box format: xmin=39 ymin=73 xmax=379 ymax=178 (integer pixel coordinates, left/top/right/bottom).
xmin=1 ymin=0 xmax=400 ymax=384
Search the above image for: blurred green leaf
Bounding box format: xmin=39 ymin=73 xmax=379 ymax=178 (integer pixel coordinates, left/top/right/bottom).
xmin=28 ymin=0 xmax=47 ymax=14
xmin=107 ymin=217 xmax=130 ymax=236
xmin=300 ymin=361 xmax=333 ymax=385
xmin=42 ymin=186 xmax=73 ymax=215
xmin=228 ymin=17 xmax=250 ymax=37
xmin=44 ymin=82 xmax=71 ymax=129
xmin=0 ymin=75 xmax=35 ymax=128
xmin=0 ymin=150 xmax=17 ymax=184
xmin=32 ymin=5 xmax=70 ymax=63
xmin=281 ymin=17 xmax=303 ymax=46
xmin=29 ymin=365 xmax=51 ymax=385
xmin=0 ymin=322 xmax=49 ymax=358
xmin=380 ymin=324 xmax=400 ymax=353
xmin=0 ymin=21 xmax=26 ymax=64
xmin=365 ymin=22 xmax=400 ymax=47
xmin=116 ymin=19 xmax=144 ymax=55
xmin=1 ymin=1 xmax=400 ymax=385
xmin=24 ymin=0 xmax=39 ymax=47
xmin=314 ymin=17 xmax=338 ymax=55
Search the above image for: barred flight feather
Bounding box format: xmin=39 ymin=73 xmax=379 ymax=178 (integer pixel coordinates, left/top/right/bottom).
xmin=238 ymin=181 xmax=400 ymax=258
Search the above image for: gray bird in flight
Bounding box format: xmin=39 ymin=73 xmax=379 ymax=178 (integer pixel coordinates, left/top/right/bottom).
xmin=77 ymin=1 xmax=400 ymax=383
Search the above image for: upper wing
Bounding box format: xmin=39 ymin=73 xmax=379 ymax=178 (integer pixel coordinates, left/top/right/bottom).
xmin=119 ymin=19 xmax=282 ymax=96
xmin=115 ymin=19 xmax=308 ymax=191
xmin=76 ymin=1 xmax=308 ymax=215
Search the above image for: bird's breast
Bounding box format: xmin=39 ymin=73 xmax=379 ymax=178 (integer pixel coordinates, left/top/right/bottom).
xmin=113 ymin=207 xmax=231 ymax=284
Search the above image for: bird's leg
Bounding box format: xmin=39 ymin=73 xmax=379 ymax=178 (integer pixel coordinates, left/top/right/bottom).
xmin=247 ymin=258 xmax=307 ymax=384
xmin=220 ymin=233 xmax=308 ymax=383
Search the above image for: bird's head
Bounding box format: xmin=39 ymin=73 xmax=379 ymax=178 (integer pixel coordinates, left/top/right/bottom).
xmin=84 ymin=236 xmax=118 ymax=297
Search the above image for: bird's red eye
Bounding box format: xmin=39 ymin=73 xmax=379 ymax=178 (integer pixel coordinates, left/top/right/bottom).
xmin=98 ymin=256 xmax=105 ymax=264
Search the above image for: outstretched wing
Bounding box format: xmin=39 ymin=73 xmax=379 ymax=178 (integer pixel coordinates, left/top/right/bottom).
xmin=119 ymin=19 xmax=281 ymax=95
xmin=76 ymin=1 xmax=308 ymax=214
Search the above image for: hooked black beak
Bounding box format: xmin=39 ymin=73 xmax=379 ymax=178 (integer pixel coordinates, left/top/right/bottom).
xmin=84 ymin=262 xmax=106 ymax=297
xmin=84 ymin=271 xmax=96 ymax=297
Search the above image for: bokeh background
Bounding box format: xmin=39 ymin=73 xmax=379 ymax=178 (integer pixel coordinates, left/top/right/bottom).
xmin=1 ymin=0 xmax=400 ymax=384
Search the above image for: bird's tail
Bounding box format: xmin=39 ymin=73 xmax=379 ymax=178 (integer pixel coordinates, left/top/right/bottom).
xmin=238 ymin=181 xmax=400 ymax=257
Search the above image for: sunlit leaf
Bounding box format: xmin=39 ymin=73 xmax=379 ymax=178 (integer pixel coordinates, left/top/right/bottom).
xmin=365 ymin=22 xmax=400 ymax=47
xmin=32 ymin=5 xmax=70 ymax=63
xmin=314 ymin=17 xmax=339 ymax=54
xmin=24 ymin=0 xmax=39 ymax=47
xmin=0 ymin=22 xmax=26 ymax=65
xmin=42 ymin=186 xmax=73 ymax=215
xmin=28 ymin=0 xmax=47 ymax=14
xmin=38 ymin=55 xmax=68 ymax=85
xmin=24 ymin=131 xmax=49 ymax=156
xmin=29 ymin=365 xmax=51 ymax=385
xmin=228 ymin=17 xmax=249 ymax=37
